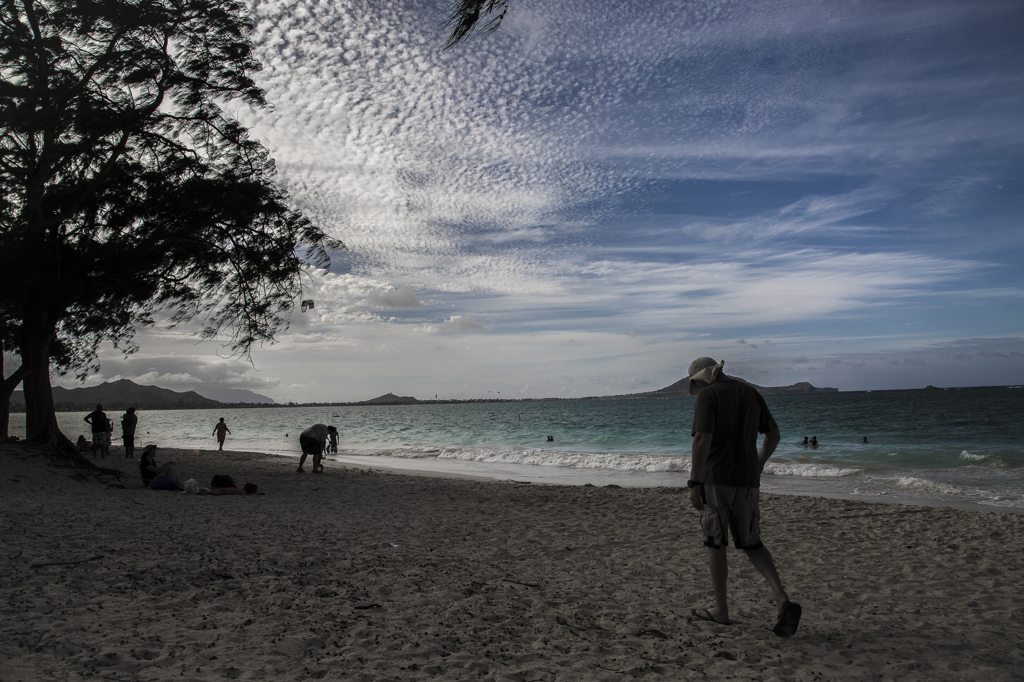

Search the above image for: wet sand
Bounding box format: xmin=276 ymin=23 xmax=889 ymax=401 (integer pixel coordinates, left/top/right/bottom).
xmin=2 ymin=444 xmax=1022 ymax=681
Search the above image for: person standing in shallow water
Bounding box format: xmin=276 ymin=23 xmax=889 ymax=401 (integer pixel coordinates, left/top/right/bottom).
xmin=121 ymin=408 xmax=138 ymax=459
xmin=686 ymin=356 xmax=802 ymax=637
xmin=213 ymin=418 xmax=230 ymax=451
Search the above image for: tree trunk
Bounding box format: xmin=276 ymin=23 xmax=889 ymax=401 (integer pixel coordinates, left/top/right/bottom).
xmin=16 ymin=307 xmax=99 ymax=468
xmin=20 ymin=307 xmax=60 ymax=444
xmin=0 ymin=355 xmax=29 ymax=442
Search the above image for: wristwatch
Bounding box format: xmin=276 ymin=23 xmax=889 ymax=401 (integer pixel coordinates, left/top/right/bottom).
xmin=687 ymin=480 xmax=701 ymax=488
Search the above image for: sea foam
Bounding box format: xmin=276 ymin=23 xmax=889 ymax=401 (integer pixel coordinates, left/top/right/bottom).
xmin=764 ymin=462 xmax=862 ymax=477
xmin=891 ymin=476 xmax=962 ymax=496
xmin=436 ymin=447 xmax=688 ymax=472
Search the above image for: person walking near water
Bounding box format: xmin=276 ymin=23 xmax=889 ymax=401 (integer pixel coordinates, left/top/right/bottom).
xmin=121 ymin=408 xmax=138 ymax=459
xmin=213 ymin=417 xmax=231 ymax=451
xmin=297 ymin=424 xmax=338 ymax=473
xmin=84 ymin=404 xmax=109 ymax=458
xmin=686 ymin=356 xmax=801 ymax=637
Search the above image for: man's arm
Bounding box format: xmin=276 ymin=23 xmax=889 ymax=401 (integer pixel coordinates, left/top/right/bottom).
xmin=758 ymin=426 xmax=781 ymax=472
xmin=689 ymin=431 xmax=713 ymax=510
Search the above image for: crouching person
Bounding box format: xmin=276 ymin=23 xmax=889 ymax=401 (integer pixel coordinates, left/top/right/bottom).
xmin=297 ymin=424 xmax=338 ymax=473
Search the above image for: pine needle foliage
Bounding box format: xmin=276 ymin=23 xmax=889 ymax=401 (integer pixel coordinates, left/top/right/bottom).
xmin=0 ymin=0 xmax=343 ymax=444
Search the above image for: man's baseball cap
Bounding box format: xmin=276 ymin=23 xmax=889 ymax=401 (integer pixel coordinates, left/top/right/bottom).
xmin=687 ymin=357 xmax=725 ymax=395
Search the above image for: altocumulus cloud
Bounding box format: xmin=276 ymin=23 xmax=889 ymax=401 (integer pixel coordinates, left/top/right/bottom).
xmin=368 ymin=285 xmax=424 ymax=309
xmin=65 ymin=0 xmax=1023 ymax=400
xmin=437 ymin=314 xmax=486 ymax=335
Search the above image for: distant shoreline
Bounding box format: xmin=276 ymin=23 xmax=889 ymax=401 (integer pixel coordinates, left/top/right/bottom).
xmin=8 ymin=383 xmax=1019 ymax=413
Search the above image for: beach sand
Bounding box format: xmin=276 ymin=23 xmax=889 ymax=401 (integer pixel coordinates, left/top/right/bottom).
xmin=2 ymin=444 xmax=1022 ymax=681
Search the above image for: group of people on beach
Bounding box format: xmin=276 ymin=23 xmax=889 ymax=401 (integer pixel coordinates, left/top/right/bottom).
xmin=79 ymin=407 xmax=339 ymax=478
xmin=80 ymin=405 xmax=137 ymax=458
xmin=79 ymin=407 xmax=234 ymax=456
xmin=75 ymin=355 xmax=802 ymax=638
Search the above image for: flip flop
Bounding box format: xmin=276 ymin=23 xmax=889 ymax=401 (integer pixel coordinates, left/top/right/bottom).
xmin=773 ymin=602 xmax=802 ymax=637
xmin=691 ymin=608 xmax=732 ymax=626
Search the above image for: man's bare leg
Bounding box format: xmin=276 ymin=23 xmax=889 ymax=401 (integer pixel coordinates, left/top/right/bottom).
xmin=297 ymin=452 xmax=308 ymax=472
xmin=706 ymin=545 xmax=731 ymax=623
xmin=744 ymin=546 xmax=790 ymax=613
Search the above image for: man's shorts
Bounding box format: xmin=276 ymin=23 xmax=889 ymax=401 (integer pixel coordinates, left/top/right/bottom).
xmin=299 ymin=434 xmax=320 ymax=455
xmin=123 ymin=436 xmax=135 ymax=448
xmin=93 ymin=431 xmax=111 ymax=447
xmin=699 ymin=484 xmax=763 ymax=550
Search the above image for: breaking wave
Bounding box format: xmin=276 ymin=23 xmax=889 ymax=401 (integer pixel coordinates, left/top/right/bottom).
xmin=764 ymin=462 xmax=862 ymax=477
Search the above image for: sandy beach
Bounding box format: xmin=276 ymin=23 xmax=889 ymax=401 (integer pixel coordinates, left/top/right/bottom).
xmin=2 ymin=444 xmax=1022 ymax=681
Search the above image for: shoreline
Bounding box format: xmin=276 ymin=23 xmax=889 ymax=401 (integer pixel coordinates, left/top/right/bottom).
xmin=2 ymin=443 xmax=1023 ymax=680
xmin=323 ymin=451 xmax=1024 ymax=515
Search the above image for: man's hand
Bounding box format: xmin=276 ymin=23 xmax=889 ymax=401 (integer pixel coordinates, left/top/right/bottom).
xmin=689 ymin=485 xmax=704 ymax=511
xmin=757 ymin=426 xmax=782 ymax=472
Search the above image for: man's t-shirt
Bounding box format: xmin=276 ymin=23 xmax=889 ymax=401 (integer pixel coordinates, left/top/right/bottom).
xmin=85 ymin=410 xmax=107 ymax=434
xmin=691 ymin=376 xmax=777 ymax=488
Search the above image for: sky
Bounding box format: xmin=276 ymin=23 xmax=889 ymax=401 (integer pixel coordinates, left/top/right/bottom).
xmin=58 ymin=0 xmax=1024 ymax=401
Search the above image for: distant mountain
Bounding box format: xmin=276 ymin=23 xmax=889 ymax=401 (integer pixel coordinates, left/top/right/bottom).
xmin=10 ymin=379 xmax=223 ymax=411
xmin=754 ymin=381 xmax=838 ymax=395
xmin=362 ymin=392 xmax=418 ymax=404
xmin=620 ymin=375 xmax=837 ymax=398
xmin=191 ymin=387 xmax=275 ymax=404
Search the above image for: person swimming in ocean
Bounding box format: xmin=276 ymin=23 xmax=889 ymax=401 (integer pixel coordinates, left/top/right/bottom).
xmin=861 ymin=436 xmax=868 ymax=444
xmin=801 ymin=437 xmax=809 ymax=446
xmin=810 ymin=436 xmax=818 ymax=449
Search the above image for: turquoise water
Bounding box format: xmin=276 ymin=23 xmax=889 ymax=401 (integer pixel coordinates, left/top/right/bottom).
xmin=14 ymin=385 xmax=1024 ymax=509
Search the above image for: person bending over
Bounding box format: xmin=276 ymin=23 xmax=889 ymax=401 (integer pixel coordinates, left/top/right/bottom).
xmin=297 ymin=424 xmax=338 ymax=473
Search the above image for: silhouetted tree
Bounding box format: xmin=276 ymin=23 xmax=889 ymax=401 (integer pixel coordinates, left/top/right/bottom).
xmin=443 ymin=0 xmax=509 ymax=50
xmin=0 ymin=0 xmax=342 ymax=460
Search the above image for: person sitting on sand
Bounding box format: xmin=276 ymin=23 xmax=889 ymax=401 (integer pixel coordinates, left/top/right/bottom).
xmin=686 ymin=356 xmax=801 ymax=637
xmin=76 ymin=435 xmax=89 ymax=451
xmin=139 ymin=445 xmax=181 ymax=487
xmin=297 ymin=424 xmax=338 ymax=473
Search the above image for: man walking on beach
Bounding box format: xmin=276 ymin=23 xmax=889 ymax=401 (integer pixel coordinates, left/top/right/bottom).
xmin=686 ymin=356 xmax=802 ymax=637
xmin=213 ymin=417 xmax=230 ymax=451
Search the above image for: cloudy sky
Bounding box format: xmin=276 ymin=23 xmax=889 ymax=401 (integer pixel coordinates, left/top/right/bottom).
xmin=66 ymin=0 xmax=1024 ymax=401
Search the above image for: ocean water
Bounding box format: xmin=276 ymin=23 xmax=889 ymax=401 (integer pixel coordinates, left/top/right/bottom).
xmin=13 ymin=385 xmax=1024 ymax=510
